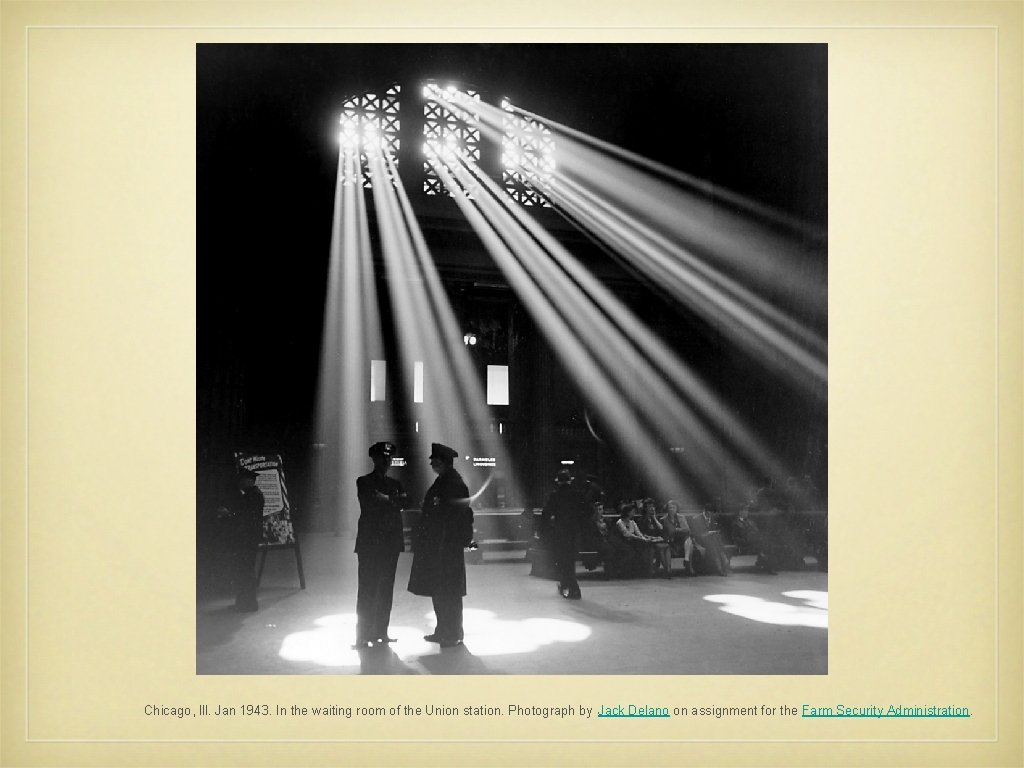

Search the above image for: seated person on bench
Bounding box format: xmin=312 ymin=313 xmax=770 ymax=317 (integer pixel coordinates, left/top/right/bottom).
xmin=685 ymin=504 xmax=731 ymax=576
xmin=731 ymin=507 xmax=778 ymax=574
xmin=580 ymin=501 xmax=632 ymax=578
xmin=659 ymin=499 xmax=695 ymax=575
xmin=614 ymin=502 xmax=660 ymax=577
xmin=637 ymin=498 xmax=673 ymax=578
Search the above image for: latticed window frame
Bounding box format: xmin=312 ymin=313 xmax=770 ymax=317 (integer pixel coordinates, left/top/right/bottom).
xmin=338 ymin=84 xmax=401 ymax=189
xmin=422 ymin=88 xmax=482 ymax=196
xmin=501 ymin=101 xmax=555 ymax=208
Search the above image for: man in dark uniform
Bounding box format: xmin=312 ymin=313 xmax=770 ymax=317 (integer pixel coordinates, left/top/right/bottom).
xmin=688 ymin=503 xmax=731 ymax=576
xmin=222 ymin=468 xmax=264 ymax=612
xmin=750 ymin=475 xmax=807 ymax=569
xmin=543 ymin=468 xmax=586 ymax=599
xmin=407 ymin=443 xmax=473 ymax=648
xmin=353 ymin=441 xmax=407 ymax=649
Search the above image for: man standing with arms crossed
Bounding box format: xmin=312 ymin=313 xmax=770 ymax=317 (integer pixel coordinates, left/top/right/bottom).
xmin=353 ymin=441 xmax=407 ymax=649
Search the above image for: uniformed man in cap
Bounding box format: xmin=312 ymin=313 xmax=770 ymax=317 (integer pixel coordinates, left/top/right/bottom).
xmin=220 ymin=467 xmax=264 ymax=612
xmin=407 ymin=443 xmax=473 ymax=647
xmin=543 ymin=468 xmax=586 ymax=599
xmin=353 ymin=441 xmax=407 ymax=648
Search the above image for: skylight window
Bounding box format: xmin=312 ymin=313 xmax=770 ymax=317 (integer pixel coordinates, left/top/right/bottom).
xmin=501 ymin=99 xmax=555 ymax=207
xmin=422 ymin=83 xmax=481 ymax=196
xmin=338 ymin=84 xmax=401 ymax=188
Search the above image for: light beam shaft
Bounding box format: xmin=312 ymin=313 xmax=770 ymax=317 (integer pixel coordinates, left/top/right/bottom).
xmin=430 ymin=149 xmax=732 ymax=499
xmin=447 ymin=149 xmax=784 ymax=488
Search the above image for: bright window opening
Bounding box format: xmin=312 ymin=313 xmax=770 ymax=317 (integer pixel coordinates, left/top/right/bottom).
xmin=338 ymin=84 xmax=401 ymax=188
xmin=423 ymin=84 xmax=481 ymax=196
xmin=486 ymin=365 xmax=509 ymax=406
xmin=501 ymin=99 xmax=555 ymax=207
xmin=413 ymin=361 xmax=424 ymax=403
xmin=370 ymin=360 xmax=387 ymax=402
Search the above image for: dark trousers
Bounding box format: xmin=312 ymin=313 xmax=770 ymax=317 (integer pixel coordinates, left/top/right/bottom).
xmin=695 ymin=533 xmax=730 ymax=575
xmin=356 ymin=548 xmax=400 ymax=641
xmin=739 ymin=530 xmax=778 ymax=571
xmin=233 ymin=546 xmax=259 ymax=611
xmin=431 ymin=594 xmax=464 ymax=641
xmin=553 ymin=529 xmax=580 ymax=594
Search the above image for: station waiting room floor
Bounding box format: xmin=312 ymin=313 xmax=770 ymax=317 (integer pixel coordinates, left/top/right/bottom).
xmin=197 ymin=532 xmax=827 ymax=675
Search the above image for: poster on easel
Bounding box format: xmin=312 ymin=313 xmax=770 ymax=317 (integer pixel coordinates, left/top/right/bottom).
xmin=234 ymin=452 xmax=295 ymax=546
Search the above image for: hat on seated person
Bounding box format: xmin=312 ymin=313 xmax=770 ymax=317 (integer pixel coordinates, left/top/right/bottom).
xmin=428 ymin=442 xmax=458 ymax=462
xmin=554 ymin=468 xmax=573 ymax=484
xmin=368 ymin=441 xmax=396 ymax=458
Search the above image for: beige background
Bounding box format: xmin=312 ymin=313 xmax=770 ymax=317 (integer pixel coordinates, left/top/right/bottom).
xmin=1 ymin=1 xmax=1021 ymax=766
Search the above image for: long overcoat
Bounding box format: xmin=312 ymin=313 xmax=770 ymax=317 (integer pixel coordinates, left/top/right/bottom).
xmin=407 ymin=467 xmax=473 ymax=597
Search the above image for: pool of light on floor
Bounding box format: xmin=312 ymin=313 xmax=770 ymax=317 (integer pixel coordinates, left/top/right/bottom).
xmin=278 ymin=609 xmax=591 ymax=668
xmin=702 ymin=590 xmax=827 ymax=628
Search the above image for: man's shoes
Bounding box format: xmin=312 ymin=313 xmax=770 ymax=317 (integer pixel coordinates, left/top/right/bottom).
xmin=424 ymin=632 xmax=461 ymax=647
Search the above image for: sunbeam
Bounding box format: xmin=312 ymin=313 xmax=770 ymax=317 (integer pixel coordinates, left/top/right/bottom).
xmin=314 ymin=149 xmax=389 ymax=534
xmin=447 ymin=89 xmax=826 ymax=394
xmin=423 ymin=135 xmax=793 ymax=500
xmin=365 ymin=147 xmax=524 ymax=503
xmin=314 ymin=77 xmax=825 ymax=522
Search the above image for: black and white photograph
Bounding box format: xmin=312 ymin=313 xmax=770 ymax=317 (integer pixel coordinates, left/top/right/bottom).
xmin=196 ymin=43 xmax=828 ymax=675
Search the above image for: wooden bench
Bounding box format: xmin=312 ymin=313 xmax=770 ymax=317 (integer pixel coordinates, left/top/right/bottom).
xmin=402 ymin=507 xmax=535 ymax=561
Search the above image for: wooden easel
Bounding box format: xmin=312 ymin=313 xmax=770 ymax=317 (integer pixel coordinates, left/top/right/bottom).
xmin=256 ymin=539 xmax=306 ymax=589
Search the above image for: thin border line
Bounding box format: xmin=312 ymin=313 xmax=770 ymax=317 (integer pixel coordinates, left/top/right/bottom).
xmin=20 ymin=23 xmax=1003 ymax=747
xmin=993 ymin=22 xmax=1001 ymax=747
xmin=24 ymin=22 xmax=32 ymax=746
xmin=23 ymin=738 xmax=1000 ymax=744
xmin=22 ymin=25 xmax=1001 ymax=30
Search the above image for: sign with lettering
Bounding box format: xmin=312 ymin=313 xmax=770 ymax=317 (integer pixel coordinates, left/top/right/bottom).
xmin=235 ymin=453 xmax=295 ymax=546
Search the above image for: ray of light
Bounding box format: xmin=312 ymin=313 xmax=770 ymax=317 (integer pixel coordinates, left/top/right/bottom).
xmin=426 ymin=145 xmax=741 ymax=500
xmin=314 ymin=148 xmax=390 ymax=534
xmin=363 ymin=147 xmax=523 ymax=504
xmin=444 ymin=90 xmax=826 ymax=395
xmin=449 ymin=148 xmax=795 ymax=485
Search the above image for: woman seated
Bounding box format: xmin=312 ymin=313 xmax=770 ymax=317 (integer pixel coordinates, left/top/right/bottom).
xmin=659 ymin=499 xmax=695 ymax=575
xmin=637 ymin=498 xmax=673 ymax=578
xmin=613 ymin=502 xmax=660 ymax=578
xmin=580 ymin=501 xmax=633 ymax=578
